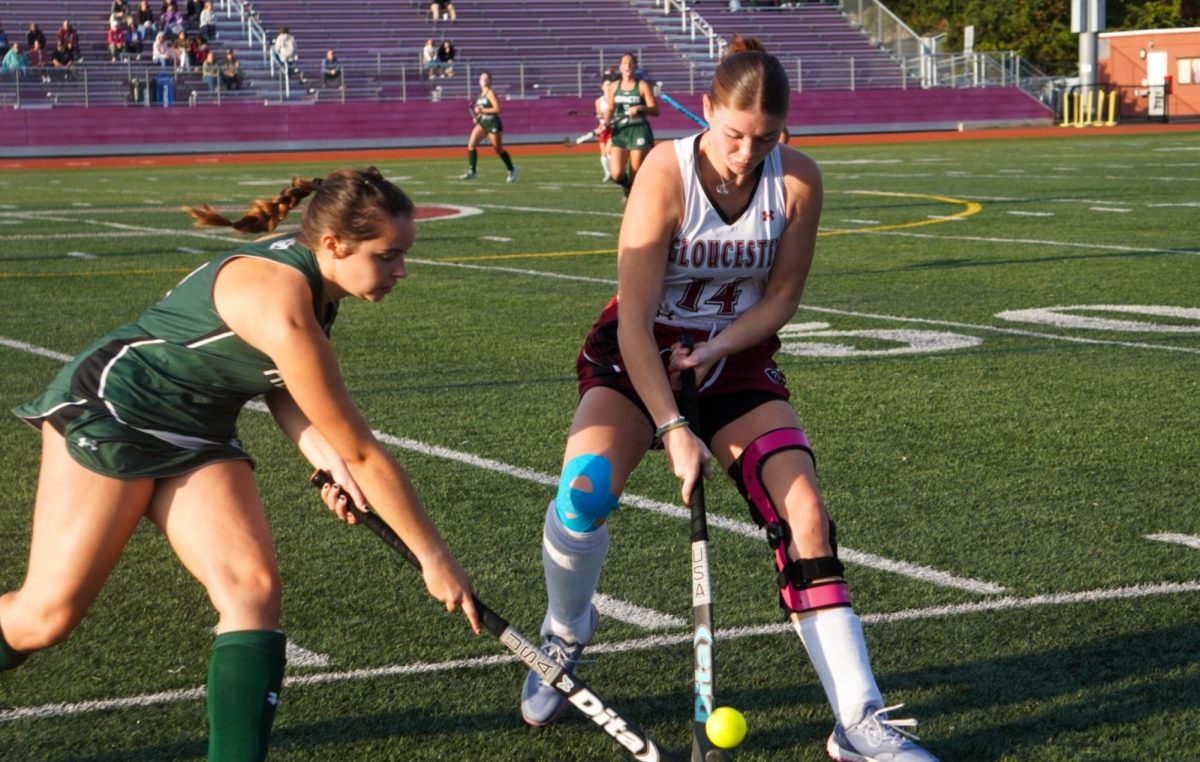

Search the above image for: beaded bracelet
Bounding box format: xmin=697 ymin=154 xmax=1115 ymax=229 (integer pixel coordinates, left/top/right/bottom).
xmin=654 ymin=416 xmax=690 ymax=438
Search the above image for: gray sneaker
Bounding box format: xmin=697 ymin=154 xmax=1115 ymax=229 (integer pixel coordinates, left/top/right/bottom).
xmin=460 ymin=169 xmax=477 ymax=180
xmin=520 ymin=604 xmax=599 ymax=727
xmin=506 ymin=167 xmax=518 ymax=183
xmin=826 ymin=704 xmax=938 ymax=762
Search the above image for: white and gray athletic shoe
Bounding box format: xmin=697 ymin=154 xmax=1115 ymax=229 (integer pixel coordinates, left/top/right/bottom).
xmin=520 ymin=604 xmax=599 ymax=727
xmin=460 ymin=169 xmax=477 ymax=180
xmin=506 ymin=167 xmax=518 ymax=183
xmin=827 ymin=704 xmax=938 ymax=762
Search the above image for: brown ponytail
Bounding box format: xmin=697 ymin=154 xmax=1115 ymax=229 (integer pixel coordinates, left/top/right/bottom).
xmin=181 ymin=168 xmax=413 ymax=250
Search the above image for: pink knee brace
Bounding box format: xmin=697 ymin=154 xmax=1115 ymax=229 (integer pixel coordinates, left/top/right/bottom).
xmin=737 ymin=428 xmax=851 ymax=614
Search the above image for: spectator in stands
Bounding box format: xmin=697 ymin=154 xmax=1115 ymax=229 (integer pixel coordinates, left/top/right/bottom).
xmin=151 ymin=30 xmax=171 ymax=66
xmin=107 ymin=21 xmax=128 ymax=63
xmin=436 ymin=39 xmax=456 ymax=78
xmin=135 ymin=1 xmax=156 ymax=36
xmin=321 ymin=49 xmax=340 ymax=88
xmin=220 ymin=47 xmax=242 ymax=90
xmin=162 ymin=3 xmax=185 ymax=36
xmin=189 ymin=34 xmax=209 ymax=69
xmin=431 ymin=1 xmax=456 ymax=23
xmin=27 ymin=23 xmax=47 ymax=52
xmin=2 ymin=42 xmax=28 ymax=79
xmin=200 ymin=49 xmax=217 ymax=91
xmin=420 ymin=38 xmax=438 ymax=79
xmin=56 ymin=20 xmax=80 ymax=61
xmin=0 ymin=21 xmax=8 ymax=51
xmin=606 ymin=51 xmax=658 ymax=201
xmin=184 ymin=0 xmax=201 ymax=25
xmin=111 ymin=0 xmax=130 ymax=26
xmin=173 ymin=31 xmax=190 ymax=71
xmin=271 ymin=27 xmax=304 ymax=82
xmin=28 ymin=38 xmax=50 ymax=83
xmin=124 ymin=16 xmax=144 ymax=60
xmin=65 ymin=39 xmax=83 ymax=68
xmin=199 ymin=2 xmax=217 ymax=40
xmin=51 ymin=40 xmax=75 ymax=81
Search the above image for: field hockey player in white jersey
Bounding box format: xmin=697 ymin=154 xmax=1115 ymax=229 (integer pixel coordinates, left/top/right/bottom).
xmin=0 ymin=168 xmax=480 ymax=761
xmin=519 ymin=36 xmax=939 ymax=761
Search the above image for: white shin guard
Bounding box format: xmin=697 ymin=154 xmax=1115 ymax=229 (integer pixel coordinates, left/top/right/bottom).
xmin=793 ymin=607 xmax=884 ymax=728
xmin=540 ymin=500 xmax=609 ymax=642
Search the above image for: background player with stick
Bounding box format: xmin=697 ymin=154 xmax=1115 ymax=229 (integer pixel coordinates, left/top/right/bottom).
xmin=606 ymin=51 xmax=658 ymax=200
xmin=0 ymin=168 xmax=480 ymax=761
xmin=596 ymin=67 xmax=619 ymax=180
xmin=460 ymin=71 xmax=517 ymax=183
xmin=519 ymin=36 xmax=938 ymax=761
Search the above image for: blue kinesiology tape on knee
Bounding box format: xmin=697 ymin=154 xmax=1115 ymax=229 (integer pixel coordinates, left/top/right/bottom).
xmin=555 ymin=453 xmax=620 ymax=532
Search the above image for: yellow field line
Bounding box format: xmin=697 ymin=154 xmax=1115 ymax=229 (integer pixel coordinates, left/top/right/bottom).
xmin=821 ymin=191 xmax=982 ymax=236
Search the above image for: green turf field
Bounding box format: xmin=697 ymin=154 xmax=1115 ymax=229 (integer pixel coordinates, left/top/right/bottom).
xmin=1 ymin=130 xmax=1198 ymax=761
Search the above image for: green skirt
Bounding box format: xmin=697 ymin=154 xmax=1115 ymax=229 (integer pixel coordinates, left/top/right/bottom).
xmin=14 ymin=391 xmax=253 ymax=480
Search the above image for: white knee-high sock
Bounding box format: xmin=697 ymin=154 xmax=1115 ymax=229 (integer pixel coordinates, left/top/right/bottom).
xmin=794 ymin=607 xmax=884 ymax=728
xmin=541 ymin=500 xmax=609 ymax=643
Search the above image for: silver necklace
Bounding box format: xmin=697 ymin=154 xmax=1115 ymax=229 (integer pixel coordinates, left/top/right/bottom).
xmin=714 ymin=172 xmax=733 ymax=196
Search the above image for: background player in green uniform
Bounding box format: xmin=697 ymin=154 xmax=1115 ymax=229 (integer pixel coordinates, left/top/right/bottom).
xmin=461 ymin=71 xmax=517 ymax=183
xmin=606 ymin=52 xmax=658 ymax=200
xmin=0 ymin=168 xmax=481 ymax=761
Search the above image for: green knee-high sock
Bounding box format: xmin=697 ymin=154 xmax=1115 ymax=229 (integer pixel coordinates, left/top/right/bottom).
xmin=0 ymin=619 xmax=28 ymax=671
xmin=207 ymin=630 xmax=287 ymax=762
xmin=467 ymin=149 xmax=478 ymax=172
xmin=499 ymin=150 xmax=514 ymax=171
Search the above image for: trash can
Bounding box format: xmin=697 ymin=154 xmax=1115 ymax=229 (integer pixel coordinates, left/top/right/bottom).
xmin=153 ymin=73 xmax=176 ymax=107
xmin=129 ymin=78 xmax=145 ymax=104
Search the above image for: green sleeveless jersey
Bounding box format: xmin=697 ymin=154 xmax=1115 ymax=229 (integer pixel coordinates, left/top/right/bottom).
xmin=613 ymin=84 xmax=646 ymax=124
xmin=476 ymin=91 xmax=502 ymax=133
xmin=15 ymin=236 xmax=336 ymax=447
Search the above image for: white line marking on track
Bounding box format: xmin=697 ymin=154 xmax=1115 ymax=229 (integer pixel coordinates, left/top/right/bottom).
xmin=593 ymin=592 xmax=688 ymax=630
xmin=1145 ymin=533 xmax=1200 ymax=550
xmin=3 ymin=580 xmax=1194 ymax=723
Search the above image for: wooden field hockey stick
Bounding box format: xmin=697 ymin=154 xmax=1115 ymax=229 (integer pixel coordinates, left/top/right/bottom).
xmin=678 ymin=339 xmax=730 ymax=762
xmin=308 ymin=470 xmax=677 ymax=762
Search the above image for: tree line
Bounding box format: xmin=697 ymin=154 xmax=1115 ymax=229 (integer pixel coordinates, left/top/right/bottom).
xmin=884 ymin=0 xmax=1199 ymax=74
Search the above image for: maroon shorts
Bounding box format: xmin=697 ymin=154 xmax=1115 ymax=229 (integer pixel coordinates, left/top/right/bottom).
xmin=576 ymin=298 xmax=790 ymax=444
xmin=598 ymin=127 xmax=612 ymax=143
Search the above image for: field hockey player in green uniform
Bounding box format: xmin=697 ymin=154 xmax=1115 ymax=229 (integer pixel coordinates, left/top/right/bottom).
xmin=0 ymin=168 xmax=481 ymax=761
xmin=606 ymin=51 xmax=658 ymax=200
xmin=461 ymin=71 xmax=517 ymax=183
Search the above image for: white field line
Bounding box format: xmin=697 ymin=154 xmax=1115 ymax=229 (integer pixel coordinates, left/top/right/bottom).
xmin=1006 ymin=211 xmax=1055 ymax=217
xmin=865 ymin=229 xmax=1200 ymax=257
xmin=1145 ymin=532 xmax=1200 ymax=550
xmin=796 ymin=304 xmax=1200 ymax=356
xmin=593 ymin=592 xmax=687 ymax=630
xmin=2 ymin=580 xmax=1195 ymax=724
xmin=476 ymin=203 xmax=623 ymax=218
xmin=1089 ymin=206 xmax=1133 ymax=213
xmin=285 ymin=642 xmax=330 ymax=668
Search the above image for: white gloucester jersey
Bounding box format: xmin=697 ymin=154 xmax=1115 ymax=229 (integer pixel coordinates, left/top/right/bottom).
xmin=660 ymin=133 xmax=786 ymax=331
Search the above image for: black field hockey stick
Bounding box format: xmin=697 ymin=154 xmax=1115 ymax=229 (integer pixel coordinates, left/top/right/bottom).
xmin=308 ymin=469 xmax=677 ymax=762
xmin=678 ymin=339 xmax=730 ymax=762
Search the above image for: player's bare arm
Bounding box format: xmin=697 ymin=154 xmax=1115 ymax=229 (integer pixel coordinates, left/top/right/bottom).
xmin=214 ymin=256 xmax=480 ymax=630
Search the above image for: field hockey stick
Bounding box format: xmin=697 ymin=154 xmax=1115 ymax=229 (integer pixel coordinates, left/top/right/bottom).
xmin=563 ymin=115 xmax=631 ymax=147
xmin=677 ymin=339 xmax=729 ymax=762
xmin=659 ymin=92 xmax=709 ymax=130
xmin=308 ymin=470 xmax=677 ymax=762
